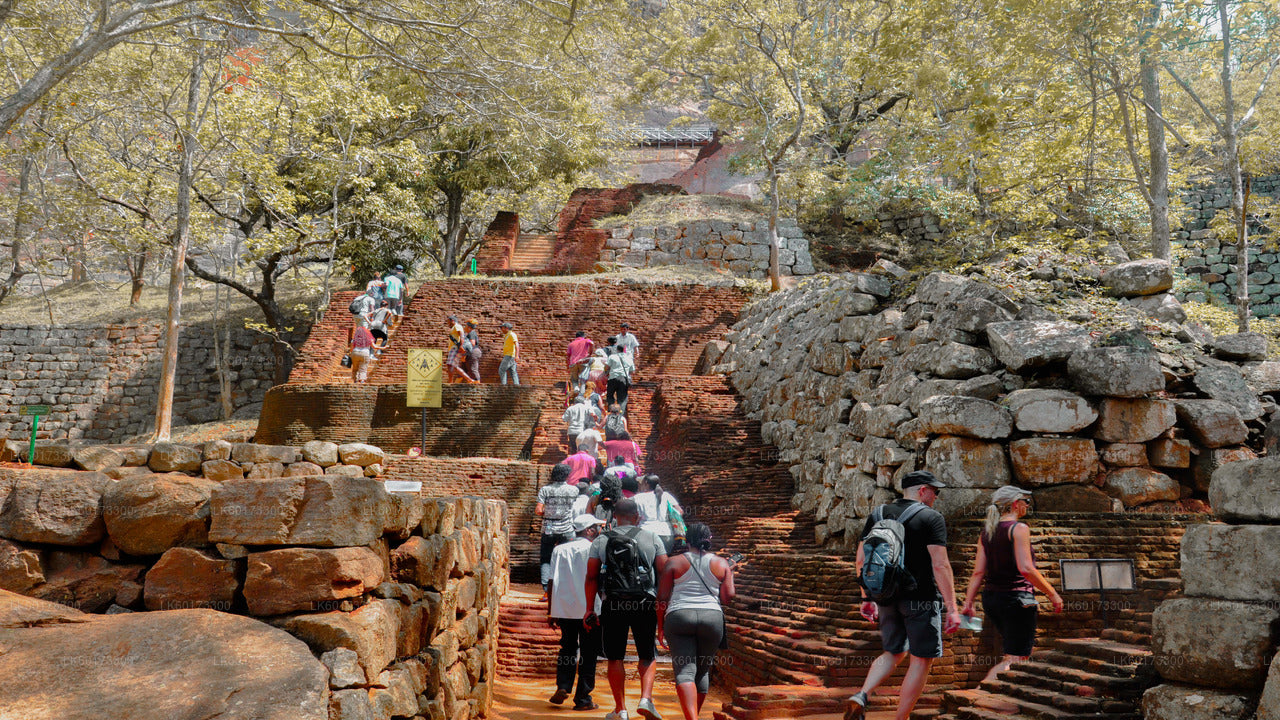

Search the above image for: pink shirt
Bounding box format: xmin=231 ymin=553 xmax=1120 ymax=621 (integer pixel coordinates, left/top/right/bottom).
xmin=567 ymin=337 xmax=595 ymax=367
xmin=564 ymin=451 xmax=597 ymax=485
xmin=601 ymin=439 xmax=641 ymax=471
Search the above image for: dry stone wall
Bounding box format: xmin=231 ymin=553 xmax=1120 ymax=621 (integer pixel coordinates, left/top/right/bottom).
xmin=717 ymin=269 xmax=1278 ymax=548
xmin=600 ymin=218 xmax=815 ymax=278
xmin=0 ymin=320 xmax=302 ymax=443
xmin=0 ymin=441 xmax=506 ymax=720
xmin=1174 ymin=174 xmax=1280 ymax=315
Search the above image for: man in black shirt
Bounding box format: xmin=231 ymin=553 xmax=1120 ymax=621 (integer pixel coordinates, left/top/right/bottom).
xmin=846 ymin=470 xmax=962 ymax=720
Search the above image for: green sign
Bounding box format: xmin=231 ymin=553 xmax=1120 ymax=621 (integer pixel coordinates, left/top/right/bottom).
xmin=18 ymin=405 xmax=50 ymax=416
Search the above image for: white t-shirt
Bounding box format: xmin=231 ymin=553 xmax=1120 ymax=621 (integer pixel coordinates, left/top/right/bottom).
xmin=549 ymin=537 xmax=602 ymax=618
xmin=634 ymin=490 xmax=682 ymax=538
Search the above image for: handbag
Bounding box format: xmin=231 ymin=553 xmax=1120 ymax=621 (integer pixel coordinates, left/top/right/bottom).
xmin=341 ymin=354 xmax=352 ymax=368
xmin=687 ymin=553 xmax=730 ymax=650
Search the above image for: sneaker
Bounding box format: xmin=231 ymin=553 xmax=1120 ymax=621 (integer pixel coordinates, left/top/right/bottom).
xmin=636 ymin=698 xmax=662 ymax=720
xmin=604 ymin=711 xmax=628 ymax=720
xmin=573 ymin=701 xmax=599 ymax=711
xmin=843 ymin=691 xmax=868 ymax=720
xmin=549 ymin=688 xmax=570 ymax=705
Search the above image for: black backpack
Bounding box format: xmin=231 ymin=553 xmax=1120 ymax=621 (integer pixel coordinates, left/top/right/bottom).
xmin=601 ymin=526 xmax=652 ymax=598
xmin=858 ymin=502 xmax=925 ymax=603
xmin=348 ymin=294 xmax=367 ymax=314
xmin=604 ymin=413 xmax=626 ymax=439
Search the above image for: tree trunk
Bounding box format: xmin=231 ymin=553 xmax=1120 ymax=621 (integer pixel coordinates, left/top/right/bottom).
xmin=153 ymin=51 xmax=204 ymax=442
xmin=768 ymin=169 xmax=782 ymax=292
xmin=0 ymin=153 xmax=33 ymax=305
xmin=1140 ymin=0 xmax=1170 ymax=261
xmin=1217 ymin=0 xmax=1249 ymax=332
xmin=442 ymin=186 xmax=464 ymax=276
xmin=129 ymin=252 xmax=146 ymax=305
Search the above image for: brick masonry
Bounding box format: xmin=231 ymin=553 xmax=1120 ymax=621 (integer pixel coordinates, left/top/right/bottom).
xmin=600 ymin=218 xmax=816 ymax=278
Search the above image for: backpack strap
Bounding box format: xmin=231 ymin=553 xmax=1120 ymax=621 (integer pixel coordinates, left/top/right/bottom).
xmin=871 ymin=505 xmax=885 ymax=523
xmin=897 ymin=501 xmax=927 ymax=526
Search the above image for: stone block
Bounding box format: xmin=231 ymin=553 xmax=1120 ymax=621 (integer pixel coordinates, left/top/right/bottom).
xmin=102 ymin=473 xmax=216 ymax=555
xmin=1194 ymin=446 xmax=1256 ymax=492
xmin=329 ymin=689 xmax=374 ymax=720
xmin=1142 ymin=684 xmax=1256 ymax=720
xmin=1182 ymin=523 xmax=1280 ymax=601
xmin=246 ymin=461 xmax=285 ymax=479
xmin=232 ymin=443 xmax=298 ymax=465
xmin=202 ymin=440 xmax=233 ymax=462
xmin=1102 ymin=258 xmax=1173 ymax=296
xmin=245 ymin=547 xmax=385 ymax=616
xmin=209 ymin=476 xmax=389 ymax=547
xmin=391 ymin=534 xmax=456 ymax=591
xmin=1210 ymin=457 xmax=1280 ymax=522
xmin=1068 ymin=347 xmax=1165 ymax=397
xmin=148 ymin=443 xmax=202 ymax=473
xmin=1261 ymin=654 xmax=1280 ymax=719
xmin=201 ymin=459 xmax=243 ymax=482
xmin=917 ymin=395 xmax=1012 ymax=439
xmin=1153 ymin=597 xmax=1280 ymax=689
xmin=29 ymin=442 xmax=75 ymax=468
xmin=326 ymin=464 xmax=365 ymax=478
xmin=1093 ymin=398 xmax=1176 ymax=443
xmin=924 ymin=436 xmax=1010 ymax=489
xmin=322 ymin=648 xmax=365 ymax=690
xmin=338 ymin=444 xmax=385 ymax=468
xmin=1128 ymin=292 xmax=1187 ymax=323
xmin=986 ymin=321 xmax=1092 ymax=371
xmin=1100 ymin=442 xmax=1147 ymax=466
xmin=1032 ymin=485 xmax=1114 ymax=512
xmin=302 ymin=441 xmax=340 ymax=467
xmin=0 ymin=469 xmax=109 ymax=546
xmin=1147 ymin=438 xmax=1191 ymax=468
xmin=1008 ymin=438 xmax=1099 ymax=486
xmin=1214 ymin=332 xmax=1269 ymax=361
xmin=1003 ymin=389 xmax=1096 ymax=433
xmin=1194 ymin=360 xmax=1265 ymax=420
xmin=1176 ymin=399 xmax=1249 ymax=448
xmin=0 ymin=538 xmax=43 ymax=592
xmin=924 ymin=342 xmax=999 ymax=379
xmin=285 ymin=461 xmax=323 ymax=477
xmin=1104 ymin=467 xmax=1180 ymax=506
xmin=143 ymin=547 xmax=238 ymax=611
xmin=277 ymin=598 xmax=402 ymax=683
xmin=72 ymin=446 xmax=124 ymax=473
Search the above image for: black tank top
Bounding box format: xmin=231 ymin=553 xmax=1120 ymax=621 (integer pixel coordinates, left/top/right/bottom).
xmin=982 ymin=520 xmax=1034 ymax=593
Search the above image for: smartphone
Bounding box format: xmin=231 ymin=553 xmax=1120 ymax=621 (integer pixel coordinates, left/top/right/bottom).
xmin=584 ymin=612 xmax=599 ymax=631
xmin=728 ymin=552 xmax=745 ymax=566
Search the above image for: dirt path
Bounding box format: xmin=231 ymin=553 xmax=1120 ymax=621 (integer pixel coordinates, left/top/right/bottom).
xmin=489 ymin=675 xmax=730 ymax=720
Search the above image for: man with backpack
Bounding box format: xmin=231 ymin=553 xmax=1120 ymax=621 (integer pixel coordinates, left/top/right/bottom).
xmin=846 ymin=470 xmax=962 ymax=720
xmin=584 ymin=498 xmax=669 ymax=720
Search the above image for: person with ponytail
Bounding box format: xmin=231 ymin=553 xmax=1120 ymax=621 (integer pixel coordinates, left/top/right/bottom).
xmin=961 ymin=486 xmax=1064 ymax=682
xmin=656 ymin=522 xmax=736 ymax=720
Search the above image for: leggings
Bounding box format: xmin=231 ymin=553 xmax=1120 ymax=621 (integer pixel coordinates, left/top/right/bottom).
xmin=665 ymin=607 xmax=723 ymax=693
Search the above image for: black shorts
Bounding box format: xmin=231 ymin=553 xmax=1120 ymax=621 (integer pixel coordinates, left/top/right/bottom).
xmin=984 ymin=590 xmax=1038 ymax=656
xmin=371 ymin=328 xmax=388 ymax=342
xmin=602 ymin=595 xmax=657 ymax=662
xmin=878 ymin=598 xmax=943 ymax=658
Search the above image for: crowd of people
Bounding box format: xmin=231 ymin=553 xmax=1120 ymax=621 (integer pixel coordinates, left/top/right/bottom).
xmin=345 ymin=265 xmax=408 ymax=383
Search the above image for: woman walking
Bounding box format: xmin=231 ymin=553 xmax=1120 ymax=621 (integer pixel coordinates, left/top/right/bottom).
xmin=960 ymin=486 xmax=1064 ymax=682
xmin=350 ymin=323 xmax=375 ymax=383
xmin=657 ymin=523 xmax=736 ymax=720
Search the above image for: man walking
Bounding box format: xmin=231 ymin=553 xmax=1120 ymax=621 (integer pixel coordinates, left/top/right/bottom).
xmin=567 ymin=331 xmax=595 ymax=394
xmin=846 ymin=470 xmax=962 ymax=720
xmin=584 ymin=498 xmax=668 ymax=720
xmin=547 ymin=513 xmax=607 ymax=711
xmin=383 ymin=266 xmax=406 ymax=319
xmin=605 ymin=347 xmax=635 ymax=415
xmin=537 ymin=463 xmax=580 ymax=602
xmin=617 ymin=322 xmax=640 ymax=369
xmin=499 ymin=321 xmax=521 ymax=385
xmin=563 ymin=393 xmax=601 ymax=454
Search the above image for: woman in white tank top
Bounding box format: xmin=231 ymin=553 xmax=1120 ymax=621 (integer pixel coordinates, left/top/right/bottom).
xmin=656 ymin=523 xmax=737 ymax=719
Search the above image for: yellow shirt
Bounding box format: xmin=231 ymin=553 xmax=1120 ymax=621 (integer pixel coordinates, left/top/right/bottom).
xmin=503 ymin=331 xmax=519 ymax=357
xmin=450 ymin=323 xmax=463 ymax=345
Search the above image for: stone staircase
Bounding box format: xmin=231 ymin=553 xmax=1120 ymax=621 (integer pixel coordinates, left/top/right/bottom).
xmin=508 ymin=233 xmax=558 ymax=273
xmin=928 ymin=630 xmax=1156 ymax=720
xmin=496 ymin=584 xmax=562 ymax=678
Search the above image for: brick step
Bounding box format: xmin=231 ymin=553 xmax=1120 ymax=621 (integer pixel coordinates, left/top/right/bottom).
xmin=1001 ymin=663 xmax=1148 ymax=697
xmin=972 ymin=680 xmax=1134 ymax=715
xmin=1049 ymin=638 xmax=1150 ymax=666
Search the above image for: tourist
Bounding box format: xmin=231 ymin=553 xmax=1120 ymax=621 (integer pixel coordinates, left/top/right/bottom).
xmin=617 ymin=322 xmax=640 ymax=369
xmin=604 ymin=455 xmax=637 ymax=484
xmin=960 ymin=486 xmax=1064 ymax=683
xmin=584 ymin=498 xmax=669 ymax=720
xmin=347 ymin=285 xmax=377 ymax=344
xmin=604 ymin=403 xmax=629 ymax=440
xmin=563 ymin=393 xmax=601 ymax=453
xmin=573 ymin=482 xmax=594 ymax=516
xmin=383 ymin=266 xmax=405 ymax=319
xmin=656 ymin=522 xmax=736 ymax=720
xmin=565 ymin=442 xmax=600 ymax=486
xmin=349 ymin=322 xmax=375 ymax=383
xmin=567 ymin=331 xmax=595 ymax=394
xmin=366 ymin=299 xmax=395 ymax=352
xmin=634 ymin=474 xmax=685 ymax=552
xmin=603 ymin=431 xmax=643 ymax=472
xmin=445 ymin=315 xmax=474 ymax=383
xmin=587 ymin=348 xmax=610 ymax=396
xmin=606 ymin=347 xmax=636 ymax=415
xmin=499 ymin=321 xmax=521 ymax=386
xmin=547 ymin=513 xmax=607 ymax=711
xmin=463 ymin=319 xmax=483 ymax=383
xmin=536 ymin=463 xmax=580 ymax=601
xmin=576 ymin=416 xmax=604 ymax=458
xmin=846 ymin=470 xmax=961 ymax=720
xmin=620 ymin=475 xmax=640 ymax=499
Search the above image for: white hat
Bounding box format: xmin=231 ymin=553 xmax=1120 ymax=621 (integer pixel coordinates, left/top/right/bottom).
xmin=573 ymin=514 xmax=606 ymax=533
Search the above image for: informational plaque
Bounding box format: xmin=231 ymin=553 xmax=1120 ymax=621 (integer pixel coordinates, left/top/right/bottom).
xmin=406 ymin=349 xmax=443 ymax=408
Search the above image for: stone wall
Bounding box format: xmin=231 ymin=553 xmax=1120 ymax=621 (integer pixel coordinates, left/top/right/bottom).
xmin=1173 ymin=174 xmax=1280 ymax=315
xmin=717 ymin=270 xmax=1276 ymax=548
xmin=600 ymin=218 xmax=816 ymax=279
xmin=0 ymin=447 xmax=507 ymax=720
xmin=1143 ymin=457 xmax=1280 ymax=720
xmin=0 ymin=320 xmax=300 ymax=443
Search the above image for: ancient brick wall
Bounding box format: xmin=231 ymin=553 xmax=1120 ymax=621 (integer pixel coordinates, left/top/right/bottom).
xmin=0 ymin=321 xmax=300 ymax=443
xmin=474 ymin=211 xmax=521 ymax=274
xmin=542 ymin=184 xmax=683 ymax=275
xmin=256 ymin=383 xmax=553 ymax=458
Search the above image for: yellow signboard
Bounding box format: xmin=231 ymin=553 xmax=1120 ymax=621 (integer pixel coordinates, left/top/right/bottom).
xmin=406 ymin=349 xmax=443 ymax=408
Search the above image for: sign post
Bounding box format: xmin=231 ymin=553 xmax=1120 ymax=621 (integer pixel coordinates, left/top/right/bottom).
xmin=18 ymin=405 xmax=50 ymax=464
xmin=406 ymin=349 xmax=443 ymax=453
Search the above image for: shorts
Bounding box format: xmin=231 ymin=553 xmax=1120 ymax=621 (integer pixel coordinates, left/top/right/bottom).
xmin=371 ymin=328 xmax=388 ymax=342
xmin=602 ymin=595 xmax=657 ymax=662
xmin=983 ymin=590 xmax=1038 ymax=657
xmin=878 ymin=599 xmax=943 ymax=658
xmin=388 ymin=298 xmax=403 ymax=314
xmin=446 ymin=347 xmax=460 ymax=366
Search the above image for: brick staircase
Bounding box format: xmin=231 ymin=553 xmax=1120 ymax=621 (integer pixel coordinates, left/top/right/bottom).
xmin=508 ymin=233 xmax=558 ymax=273
xmin=496 ymin=584 xmax=562 ymax=678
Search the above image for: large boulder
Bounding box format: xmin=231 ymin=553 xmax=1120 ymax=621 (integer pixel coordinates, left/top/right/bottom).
xmin=0 ymin=469 xmax=109 ymax=546
xmin=1181 ymin=523 xmax=1280 ymax=601
xmin=1143 ymin=684 xmax=1256 ymax=720
xmin=102 ymin=474 xmax=217 ymax=556
xmin=1193 ymin=360 xmax=1265 ymax=421
xmin=916 ymin=396 xmax=1012 ymax=440
xmin=1176 ymin=400 xmax=1249 ymax=449
xmin=277 ymin=598 xmax=401 ymax=683
xmin=1093 ymin=399 xmax=1176 ymax=443
xmin=244 ymin=547 xmax=384 ymax=616
xmin=1003 ymin=389 xmax=1096 ymax=433
xmin=1262 ymin=656 xmax=1280 ymax=720
xmin=0 ymin=601 xmax=328 ymax=720
xmin=1127 ymin=292 xmax=1187 ymax=323
xmin=1194 ymin=446 xmax=1256 ymax=492
xmin=1101 ymin=258 xmax=1173 ymax=296
xmin=1244 ymin=361 xmax=1280 ymax=393
xmin=1104 ymin=468 xmax=1180 ymax=506
xmin=923 ymin=436 xmax=1010 ymax=489
xmin=28 ymin=551 xmax=145 ymax=613
xmin=1067 ymin=347 xmax=1164 ymax=397
xmin=1152 ymin=597 xmax=1280 ymax=690
xmin=1214 ymin=331 xmax=1269 ymax=361
xmin=0 ymin=588 xmax=86 ymax=627
xmin=143 ymin=548 xmax=239 ymax=612
xmin=147 ymin=443 xmax=202 ymax=473
xmin=1210 ymin=457 xmax=1280 ymax=522
xmin=1008 ymin=438 xmax=1099 ymax=486
xmin=301 ymin=441 xmax=340 ymax=468
xmin=208 ymin=476 xmax=389 ymax=547
xmin=985 ymin=321 xmax=1092 ymax=372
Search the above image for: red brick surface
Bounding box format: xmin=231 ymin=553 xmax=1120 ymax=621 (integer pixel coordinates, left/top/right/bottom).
xmin=475 ymin=211 xmax=520 ymax=273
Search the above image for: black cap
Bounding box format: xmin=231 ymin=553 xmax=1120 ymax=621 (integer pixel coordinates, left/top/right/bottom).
xmin=901 ymin=470 xmax=946 ymax=489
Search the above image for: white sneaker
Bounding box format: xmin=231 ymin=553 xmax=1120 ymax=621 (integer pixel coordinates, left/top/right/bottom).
xmin=637 ymin=698 xmax=662 ymax=720
xmin=604 ymin=711 xmax=628 ymax=720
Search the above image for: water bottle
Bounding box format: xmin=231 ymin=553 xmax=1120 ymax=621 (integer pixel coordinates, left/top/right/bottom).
xmin=960 ymin=614 xmax=983 ymax=632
